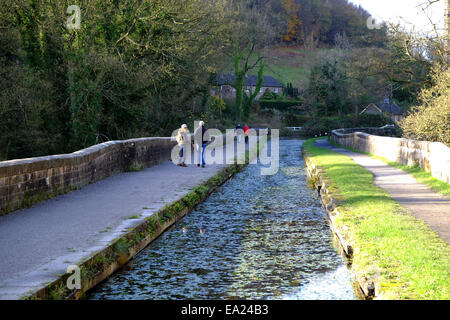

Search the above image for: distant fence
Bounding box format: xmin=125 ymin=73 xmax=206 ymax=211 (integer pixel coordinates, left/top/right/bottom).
xmin=331 ymin=128 xmax=450 ymax=184
xmin=285 ymin=127 xmax=303 ymax=132
xmin=0 ymin=138 xmax=177 ymax=216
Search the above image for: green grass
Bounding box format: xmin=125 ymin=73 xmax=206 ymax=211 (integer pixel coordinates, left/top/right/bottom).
xmin=128 ymin=162 xmax=144 ymax=172
xmin=254 ymin=47 xmax=328 ymax=88
xmin=222 ymin=46 xmax=332 ymax=88
xmin=328 ymin=140 xmax=450 ymax=197
xmin=304 ymin=138 xmax=450 ymax=300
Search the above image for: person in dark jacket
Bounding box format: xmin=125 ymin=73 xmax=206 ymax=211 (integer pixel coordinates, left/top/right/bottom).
xmin=235 ymin=124 xmax=243 ymax=143
xmin=194 ymin=121 xmax=210 ymax=167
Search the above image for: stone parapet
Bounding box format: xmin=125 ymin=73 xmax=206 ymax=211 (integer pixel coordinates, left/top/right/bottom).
xmin=331 ymin=129 xmax=450 ymax=184
xmin=0 ymin=138 xmax=176 ymax=216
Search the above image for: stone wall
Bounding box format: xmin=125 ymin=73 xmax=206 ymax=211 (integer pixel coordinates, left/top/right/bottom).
xmin=331 ymin=126 xmax=398 ymax=137
xmin=331 ymin=129 xmax=450 ymax=184
xmin=0 ymin=138 xmax=176 ymax=216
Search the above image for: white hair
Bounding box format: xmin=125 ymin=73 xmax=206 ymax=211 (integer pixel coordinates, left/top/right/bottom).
xmin=199 ymin=121 xmax=205 ymax=126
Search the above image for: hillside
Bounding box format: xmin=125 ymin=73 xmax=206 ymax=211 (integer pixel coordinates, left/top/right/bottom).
xmin=257 ymin=47 xmax=332 ymax=90
xmin=222 ymin=47 xmax=333 ymax=91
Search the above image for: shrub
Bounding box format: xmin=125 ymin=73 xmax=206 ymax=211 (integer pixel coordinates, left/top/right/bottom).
xmin=299 ymin=116 xmax=352 ymax=137
xmin=280 ymin=128 xmax=294 ymax=137
xmin=259 ymin=99 xmax=304 ymax=110
xmin=261 ymin=90 xmax=279 ymax=100
xmin=400 ymin=66 xmax=450 ymax=146
xmin=284 ymin=113 xmax=310 ymax=126
xmin=359 ymin=114 xmax=394 ymax=127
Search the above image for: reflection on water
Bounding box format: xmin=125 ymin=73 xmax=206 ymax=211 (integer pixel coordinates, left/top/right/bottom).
xmin=278 ymin=265 xmax=355 ymax=300
xmin=88 ymin=139 xmax=356 ymax=300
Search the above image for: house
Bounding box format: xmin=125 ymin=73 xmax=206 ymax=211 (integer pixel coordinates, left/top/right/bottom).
xmin=360 ymin=99 xmax=404 ymax=123
xmin=211 ymin=73 xmax=283 ymax=100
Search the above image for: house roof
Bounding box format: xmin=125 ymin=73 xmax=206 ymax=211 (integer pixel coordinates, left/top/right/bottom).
xmin=215 ymin=73 xmax=283 ymax=88
xmin=361 ymin=101 xmax=403 ymax=115
xmin=360 ymin=103 xmax=382 ymax=114
xmin=378 ymin=100 xmax=403 ymax=115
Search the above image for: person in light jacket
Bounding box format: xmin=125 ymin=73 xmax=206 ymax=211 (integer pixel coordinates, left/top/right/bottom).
xmin=176 ymin=124 xmax=190 ymax=167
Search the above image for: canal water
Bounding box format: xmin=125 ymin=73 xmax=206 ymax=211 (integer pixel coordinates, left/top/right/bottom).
xmin=88 ymin=139 xmax=356 ymax=300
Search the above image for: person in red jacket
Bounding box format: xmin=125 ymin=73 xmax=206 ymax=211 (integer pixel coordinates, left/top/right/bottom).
xmin=244 ymin=125 xmax=250 ymax=144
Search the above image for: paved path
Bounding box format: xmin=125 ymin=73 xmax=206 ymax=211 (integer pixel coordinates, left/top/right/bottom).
xmin=0 ymin=143 xmax=246 ymax=299
xmin=315 ymin=139 xmax=450 ymax=244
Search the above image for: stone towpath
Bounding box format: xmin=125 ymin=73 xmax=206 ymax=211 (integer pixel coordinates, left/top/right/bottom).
xmin=315 ymin=139 xmax=450 ymax=244
xmin=0 ymin=143 xmax=247 ymax=299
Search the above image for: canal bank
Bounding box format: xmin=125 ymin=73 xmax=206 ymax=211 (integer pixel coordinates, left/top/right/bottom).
xmin=303 ymin=138 xmax=450 ymax=300
xmin=88 ymin=139 xmax=356 ymax=300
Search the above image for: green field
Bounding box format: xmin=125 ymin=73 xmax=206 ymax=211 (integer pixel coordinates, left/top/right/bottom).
xmin=222 ymin=46 xmax=331 ymax=89
xmin=258 ymin=47 xmax=329 ymax=88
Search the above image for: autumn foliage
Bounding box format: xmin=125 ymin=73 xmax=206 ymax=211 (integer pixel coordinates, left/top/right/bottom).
xmin=281 ymin=0 xmax=302 ymax=43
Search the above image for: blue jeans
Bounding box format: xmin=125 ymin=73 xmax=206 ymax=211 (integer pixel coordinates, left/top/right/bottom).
xmin=197 ymin=143 xmax=207 ymax=166
xmin=180 ymin=145 xmax=186 ymax=164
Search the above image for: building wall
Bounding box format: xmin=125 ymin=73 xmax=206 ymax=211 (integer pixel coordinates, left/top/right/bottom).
xmin=212 ymin=85 xmax=282 ymax=100
xmin=391 ymin=115 xmax=403 ymax=123
xmin=331 ymin=129 xmax=450 ymax=184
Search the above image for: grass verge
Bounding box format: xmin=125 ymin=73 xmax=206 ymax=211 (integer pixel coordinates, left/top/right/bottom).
xmin=328 ymin=140 xmax=450 ymax=197
xmin=304 ymin=137 xmax=450 ymax=300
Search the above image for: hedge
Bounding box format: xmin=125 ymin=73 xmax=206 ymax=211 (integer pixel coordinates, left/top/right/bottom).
xmin=259 ymin=99 xmax=304 ymax=110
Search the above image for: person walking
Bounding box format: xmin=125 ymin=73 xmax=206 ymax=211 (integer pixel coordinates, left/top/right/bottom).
xmin=244 ymin=124 xmax=250 ymax=144
xmin=235 ymin=124 xmax=243 ymax=143
xmin=194 ymin=121 xmax=210 ymax=168
xmin=176 ymin=124 xmax=190 ymax=167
